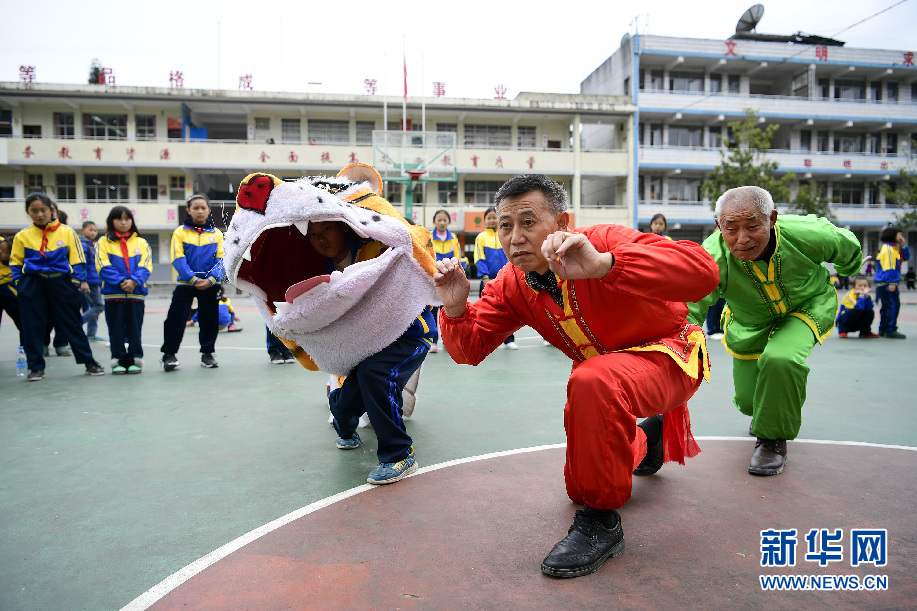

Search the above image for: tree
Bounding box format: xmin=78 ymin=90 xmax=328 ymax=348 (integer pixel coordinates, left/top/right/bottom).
xmin=788 ymin=184 xmax=837 ymax=223
xmin=880 ymin=138 xmax=917 ymax=227
xmin=702 ymin=109 xmax=795 ymax=207
xmin=88 ymin=59 xmax=103 ymax=85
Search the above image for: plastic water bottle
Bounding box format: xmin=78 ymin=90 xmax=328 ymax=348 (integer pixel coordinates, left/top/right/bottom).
xmin=16 ymin=346 xmax=27 ymax=377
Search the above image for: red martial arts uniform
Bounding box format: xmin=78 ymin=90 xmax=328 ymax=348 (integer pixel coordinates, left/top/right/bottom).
xmin=439 ymin=224 xmax=720 ymax=509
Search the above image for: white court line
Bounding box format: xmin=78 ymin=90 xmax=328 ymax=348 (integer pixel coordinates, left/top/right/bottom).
xmin=120 ymin=439 xmax=915 ymax=610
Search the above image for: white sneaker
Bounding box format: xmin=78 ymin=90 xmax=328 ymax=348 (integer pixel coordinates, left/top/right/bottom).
xmin=543 ymin=340 xmax=551 ymax=346
xmin=429 ymin=344 xmax=438 ymax=353
xmin=709 ymin=332 xmax=724 ymax=340
xmin=505 ymin=341 xmax=519 ymax=350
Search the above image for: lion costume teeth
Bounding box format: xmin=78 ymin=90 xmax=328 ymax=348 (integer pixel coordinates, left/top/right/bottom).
xmin=223 ymin=164 xmax=440 ymax=376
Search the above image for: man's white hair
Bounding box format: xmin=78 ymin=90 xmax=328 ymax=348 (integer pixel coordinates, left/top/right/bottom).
xmin=714 ymin=186 xmax=775 ymax=220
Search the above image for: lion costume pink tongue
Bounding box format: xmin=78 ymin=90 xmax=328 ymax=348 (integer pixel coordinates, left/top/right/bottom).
xmin=285 ymin=276 xmax=330 ymax=302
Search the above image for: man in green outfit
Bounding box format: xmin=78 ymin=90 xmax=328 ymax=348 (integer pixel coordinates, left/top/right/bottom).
xmin=689 ymin=186 xmax=864 ymax=476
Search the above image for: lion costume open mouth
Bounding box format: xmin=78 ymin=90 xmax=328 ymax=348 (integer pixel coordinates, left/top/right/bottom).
xmin=222 ymin=167 xmax=439 ymax=375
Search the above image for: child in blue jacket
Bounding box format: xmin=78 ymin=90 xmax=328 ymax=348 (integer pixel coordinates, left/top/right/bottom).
xmin=160 ymin=194 xmax=225 ymax=370
xmin=10 ymin=193 xmax=104 ymax=380
xmin=874 ymin=225 xmax=910 ymax=339
xmin=836 ymin=276 xmax=878 ymax=338
xmin=473 ymin=207 xmax=517 ymax=349
xmin=97 ymin=206 xmax=153 ymax=373
xmin=79 ymin=221 xmax=106 ymax=341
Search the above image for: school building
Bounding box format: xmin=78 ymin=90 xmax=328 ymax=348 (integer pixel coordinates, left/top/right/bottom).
xmin=582 ymin=33 xmax=917 ymax=254
xmin=0 ymin=82 xmax=635 ymax=278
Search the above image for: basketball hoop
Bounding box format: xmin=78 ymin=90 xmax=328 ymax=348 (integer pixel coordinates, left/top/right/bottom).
xmin=406 ymin=169 xmax=427 ymax=182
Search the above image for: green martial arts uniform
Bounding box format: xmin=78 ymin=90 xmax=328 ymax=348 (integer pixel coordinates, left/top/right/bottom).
xmin=688 ymin=214 xmax=862 ymax=440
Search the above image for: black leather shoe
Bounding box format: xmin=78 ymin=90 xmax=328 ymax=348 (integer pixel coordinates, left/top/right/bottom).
xmin=749 ymin=438 xmax=787 ymax=475
xmin=633 ymin=415 xmax=663 ymax=476
xmin=541 ymin=509 xmax=625 ymax=578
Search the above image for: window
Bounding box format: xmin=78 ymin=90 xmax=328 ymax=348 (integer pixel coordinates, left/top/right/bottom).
xmin=668 ymin=125 xmax=702 ymax=147
xmin=55 ymin=174 xmax=76 ymax=201
xmin=867 ymin=133 xmax=880 ymax=154
xmin=83 ymin=114 xmax=127 ymax=140
xmin=281 ymin=118 xmax=301 ymax=144
xmin=667 ymin=177 xmax=702 ymax=202
xmin=308 ymin=119 xmax=349 ymax=144
xmin=383 ymin=182 xmax=402 ymax=202
xmin=138 ymin=174 xmax=158 ymax=201
xmin=463 ymin=180 xmax=505 ymax=204
xmin=817 ymin=131 xmax=829 ymax=152
xmin=170 ymin=175 xmax=185 ymax=201
xmin=26 ymin=173 xmax=44 ymax=193
xmin=887 ymin=82 xmax=899 ymax=103
xmin=85 ymin=174 xmax=128 ymax=201
xmin=0 ymin=109 xmax=12 ymax=137
xmin=638 ymin=69 xmax=645 ymax=90
xmin=464 ymin=125 xmax=511 ymax=149
xmin=818 ymin=79 xmax=830 ymax=99
xmin=834 ymin=132 xmax=864 ymax=154
xmin=649 ymin=70 xmax=663 ymax=91
xmin=136 ymin=114 xmax=156 ymax=140
xmin=835 ymin=182 xmax=863 ymax=205
xmin=254 ymin=118 xmax=271 ymax=142
xmin=912 ymin=83 xmax=917 ymax=103
xmin=435 ymin=123 xmax=457 ymax=147
xmin=886 ymin=133 xmax=897 ymax=155
xmin=800 ymin=130 xmax=811 ymax=152
xmin=355 ymin=121 xmax=374 ymax=145
xmin=438 ymin=181 xmax=458 ymax=204
xmin=646 ymin=123 xmax=663 ymax=147
xmin=53 ymin=112 xmax=74 ymax=139
xmin=870 ymin=83 xmax=883 ymax=102
xmin=23 ymin=125 xmax=42 ymax=138
xmin=868 ymin=184 xmax=880 ymax=206
xmin=834 ymin=80 xmax=865 ymax=101
xmin=669 ymin=71 xmax=704 ymax=93
xmin=708 ymin=130 xmax=722 ymax=148
xmin=709 ymin=74 xmax=722 ymax=93
xmin=647 ymin=176 xmax=662 ymax=201
xmin=728 ymin=74 xmax=741 ymax=94
xmin=517 ymin=126 xmax=537 ymax=149
xmin=623 ymin=77 xmax=630 ymax=96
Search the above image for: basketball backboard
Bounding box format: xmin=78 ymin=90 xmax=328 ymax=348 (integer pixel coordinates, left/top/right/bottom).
xmin=372 ymin=130 xmax=457 ymax=182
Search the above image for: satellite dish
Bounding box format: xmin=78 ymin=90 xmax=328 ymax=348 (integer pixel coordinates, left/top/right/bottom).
xmin=736 ymin=4 xmax=764 ymax=33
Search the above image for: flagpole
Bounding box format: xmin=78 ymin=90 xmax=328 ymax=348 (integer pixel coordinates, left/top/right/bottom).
xmin=383 ymin=53 xmax=388 ymax=131
xmin=402 ymin=35 xmax=407 ymax=132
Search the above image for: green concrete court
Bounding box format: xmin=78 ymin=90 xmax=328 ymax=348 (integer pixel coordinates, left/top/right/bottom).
xmin=1 ymin=291 xmax=915 ymax=610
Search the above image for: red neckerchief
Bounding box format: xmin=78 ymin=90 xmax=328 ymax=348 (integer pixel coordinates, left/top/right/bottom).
xmin=34 ymin=219 xmax=61 ymax=257
xmin=195 ymin=226 xmax=204 ymax=234
xmin=115 ymin=232 xmax=132 ymax=272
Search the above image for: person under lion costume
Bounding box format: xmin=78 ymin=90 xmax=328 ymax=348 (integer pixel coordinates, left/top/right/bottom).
xmin=223 ymin=164 xmax=440 ymax=485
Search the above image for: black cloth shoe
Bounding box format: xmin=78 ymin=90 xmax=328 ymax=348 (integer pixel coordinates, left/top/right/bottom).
xmin=162 ymin=353 xmax=180 ymax=372
xmin=749 ymin=438 xmax=787 ymax=476
xmin=27 ymin=369 xmax=44 ymax=382
xmin=633 ymin=415 xmax=664 ymax=476
xmin=541 ymin=509 xmax=625 ymax=578
xmin=201 ymin=353 xmax=219 ymax=368
xmin=85 ymin=362 xmax=105 ymax=376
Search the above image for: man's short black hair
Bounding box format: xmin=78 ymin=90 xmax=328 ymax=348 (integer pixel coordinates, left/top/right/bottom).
xmin=880 ymin=225 xmax=902 ymax=243
xmin=494 ymin=175 xmax=567 ymax=215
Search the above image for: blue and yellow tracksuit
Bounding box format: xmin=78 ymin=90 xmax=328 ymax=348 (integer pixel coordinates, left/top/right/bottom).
xmin=0 ymin=238 xmax=23 ymax=345
xmin=97 ymin=231 xmax=153 ymax=366
xmin=171 ymin=218 xmax=225 ymax=284
xmin=79 ymin=235 xmax=105 ymax=337
xmin=473 ymin=228 xmax=508 ymax=279
xmin=875 ymin=241 xmax=910 ymax=334
xmin=328 ymin=238 xmax=437 ymax=464
xmin=473 ymin=228 xmax=515 ymax=345
xmin=835 ymin=288 xmax=875 ymax=335
xmin=10 ymin=221 xmax=98 ymax=370
xmin=162 ymin=218 xmax=225 ymax=356
xmin=96 ymin=232 xmax=153 ymax=301
xmin=192 ymin=296 xmax=236 ymax=327
xmin=431 ymin=229 xmax=468 ymax=269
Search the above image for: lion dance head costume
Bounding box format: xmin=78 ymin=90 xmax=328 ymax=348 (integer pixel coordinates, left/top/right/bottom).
xmin=223 ymin=164 xmax=439 ymax=376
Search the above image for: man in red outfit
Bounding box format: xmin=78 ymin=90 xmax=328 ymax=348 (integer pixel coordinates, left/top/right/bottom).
xmin=434 ymin=174 xmax=720 ymax=578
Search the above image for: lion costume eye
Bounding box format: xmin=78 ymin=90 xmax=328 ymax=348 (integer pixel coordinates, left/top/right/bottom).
xmin=237 ymin=174 xmax=276 ymax=214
